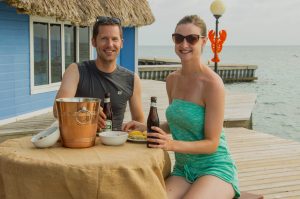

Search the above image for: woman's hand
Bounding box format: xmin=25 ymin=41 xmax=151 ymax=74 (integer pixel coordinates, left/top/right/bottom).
xmin=147 ymin=126 xmax=173 ymax=151
xmin=122 ymin=120 xmax=146 ymax=132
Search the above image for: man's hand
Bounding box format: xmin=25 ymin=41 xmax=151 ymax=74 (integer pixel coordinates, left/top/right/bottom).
xmin=97 ymin=107 xmax=106 ymax=131
xmin=122 ymin=120 xmax=146 ymax=132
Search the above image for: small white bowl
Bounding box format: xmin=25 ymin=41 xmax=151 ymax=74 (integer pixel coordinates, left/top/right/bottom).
xmin=31 ymin=126 xmax=60 ymax=148
xmin=99 ymin=131 xmax=128 ymax=146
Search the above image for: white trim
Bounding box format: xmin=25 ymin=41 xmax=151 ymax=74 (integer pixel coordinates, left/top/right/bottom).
xmin=61 ymin=23 xmax=65 ymax=74
xmin=89 ymin=26 xmax=93 ymax=60
xmin=0 ymin=107 xmax=53 ymax=126
xmin=76 ymin=27 xmax=79 ymax=62
xmin=134 ymin=27 xmax=138 ymax=73
xmin=30 ymin=16 xmax=34 ymax=94
xmin=48 ymin=23 xmax=52 ymax=83
xmin=31 ymin=83 xmax=60 ymax=94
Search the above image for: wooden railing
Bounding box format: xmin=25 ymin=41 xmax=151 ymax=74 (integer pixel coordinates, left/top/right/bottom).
xmin=216 ymin=64 xmax=258 ymax=82
xmin=138 ymin=64 xmax=257 ymax=82
xmin=138 ymin=65 xmax=179 ymax=81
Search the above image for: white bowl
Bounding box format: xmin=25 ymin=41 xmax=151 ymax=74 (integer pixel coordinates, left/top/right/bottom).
xmin=99 ymin=131 xmax=128 ymax=146
xmin=31 ymin=126 xmax=60 ymax=148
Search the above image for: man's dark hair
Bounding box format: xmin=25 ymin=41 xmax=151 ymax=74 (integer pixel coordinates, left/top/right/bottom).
xmin=93 ymin=16 xmax=123 ymax=39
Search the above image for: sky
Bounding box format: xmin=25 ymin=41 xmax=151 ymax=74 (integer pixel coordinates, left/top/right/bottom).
xmin=138 ymin=0 xmax=300 ymax=46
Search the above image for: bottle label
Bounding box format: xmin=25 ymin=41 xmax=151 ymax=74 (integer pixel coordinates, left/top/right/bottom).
xmin=150 ymin=102 xmax=157 ymax=107
xmin=104 ymin=98 xmax=110 ymax=103
xmin=104 ymin=120 xmax=112 ymax=131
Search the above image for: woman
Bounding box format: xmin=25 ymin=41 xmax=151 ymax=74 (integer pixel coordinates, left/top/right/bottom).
xmin=123 ymin=15 xmax=240 ymax=199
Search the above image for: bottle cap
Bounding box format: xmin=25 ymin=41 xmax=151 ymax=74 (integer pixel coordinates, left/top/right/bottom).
xmin=150 ymin=96 xmax=157 ymax=102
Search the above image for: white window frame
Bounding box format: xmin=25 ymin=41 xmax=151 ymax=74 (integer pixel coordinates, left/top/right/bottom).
xmin=30 ymin=16 xmax=93 ymax=94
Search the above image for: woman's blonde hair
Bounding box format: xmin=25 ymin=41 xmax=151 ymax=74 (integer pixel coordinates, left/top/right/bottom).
xmin=176 ymin=15 xmax=207 ymax=37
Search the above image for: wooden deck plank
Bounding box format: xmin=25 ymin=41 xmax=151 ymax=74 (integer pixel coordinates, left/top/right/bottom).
xmin=265 ymin=190 xmax=300 ymax=198
xmin=240 ymin=175 xmax=300 ymax=187
xmin=284 ymin=196 xmax=300 ymax=199
xmin=225 ymin=128 xmax=300 ymax=198
xmin=0 ymin=112 xmax=55 ymax=135
xmin=253 ymin=184 xmax=300 ymax=195
xmin=238 ymin=167 xmax=300 ymax=178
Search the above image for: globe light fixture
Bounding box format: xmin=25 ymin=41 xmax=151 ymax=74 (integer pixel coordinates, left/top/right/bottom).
xmin=210 ymin=0 xmax=226 ymax=73
xmin=210 ymin=0 xmax=226 ymax=16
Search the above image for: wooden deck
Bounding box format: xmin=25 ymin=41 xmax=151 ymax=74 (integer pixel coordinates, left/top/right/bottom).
xmin=0 ymin=112 xmax=55 ymax=142
xmin=0 ymin=80 xmax=299 ymax=198
xmin=227 ymin=128 xmax=300 ymax=199
xmin=0 ymin=80 xmax=256 ymax=140
xmin=224 ymin=92 xmax=256 ymax=129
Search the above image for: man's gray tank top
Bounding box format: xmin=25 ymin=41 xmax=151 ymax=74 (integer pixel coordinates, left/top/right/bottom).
xmin=75 ymin=60 xmax=134 ymax=130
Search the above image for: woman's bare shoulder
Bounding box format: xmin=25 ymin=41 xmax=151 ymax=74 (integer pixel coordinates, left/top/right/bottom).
xmin=166 ymin=69 xmax=181 ymax=83
xmin=203 ymin=66 xmax=224 ymax=91
xmin=200 ymin=67 xmax=225 ymax=107
xmin=166 ymin=70 xmax=181 ymax=99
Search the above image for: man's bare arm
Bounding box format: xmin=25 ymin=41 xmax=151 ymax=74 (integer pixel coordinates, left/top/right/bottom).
xmin=53 ymin=63 xmax=79 ymax=118
xmin=128 ymin=74 xmax=145 ymax=123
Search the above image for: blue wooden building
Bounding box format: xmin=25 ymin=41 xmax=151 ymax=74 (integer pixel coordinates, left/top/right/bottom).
xmin=0 ymin=0 xmax=154 ymax=124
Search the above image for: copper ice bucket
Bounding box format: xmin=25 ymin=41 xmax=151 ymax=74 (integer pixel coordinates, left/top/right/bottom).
xmin=56 ymin=97 xmax=101 ymax=148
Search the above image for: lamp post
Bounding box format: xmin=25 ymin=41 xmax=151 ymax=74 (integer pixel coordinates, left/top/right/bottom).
xmin=210 ymin=0 xmax=226 ymax=73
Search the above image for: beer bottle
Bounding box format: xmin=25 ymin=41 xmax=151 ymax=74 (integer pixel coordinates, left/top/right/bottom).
xmin=103 ymin=92 xmax=113 ymax=131
xmin=147 ymin=96 xmax=159 ymax=148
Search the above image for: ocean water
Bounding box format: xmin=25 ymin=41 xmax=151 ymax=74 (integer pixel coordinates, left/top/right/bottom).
xmin=138 ymin=45 xmax=300 ymax=142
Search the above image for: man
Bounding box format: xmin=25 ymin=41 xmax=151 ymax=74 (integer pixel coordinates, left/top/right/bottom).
xmin=53 ymin=16 xmax=144 ymax=131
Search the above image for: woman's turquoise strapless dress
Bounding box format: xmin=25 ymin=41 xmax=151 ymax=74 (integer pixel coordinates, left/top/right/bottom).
xmin=166 ymin=99 xmax=240 ymax=198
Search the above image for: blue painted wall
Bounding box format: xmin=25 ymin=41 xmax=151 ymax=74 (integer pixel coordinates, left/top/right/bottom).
xmin=120 ymin=28 xmax=135 ymax=72
xmin=0 ymin=2 xmax=136 ymax=121
xmin=0 ymin=3 xmax=57 ymax=120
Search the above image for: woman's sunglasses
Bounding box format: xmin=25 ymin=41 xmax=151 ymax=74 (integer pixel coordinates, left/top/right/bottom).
xmin=172 ymin=33 xmax=204 ymax=45
xmin=96 ymin=16 xmax=121 ymax=25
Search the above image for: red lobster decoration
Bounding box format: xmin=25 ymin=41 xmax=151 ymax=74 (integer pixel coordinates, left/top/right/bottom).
xmin=208 ymin=30 xmax=227 ymax=63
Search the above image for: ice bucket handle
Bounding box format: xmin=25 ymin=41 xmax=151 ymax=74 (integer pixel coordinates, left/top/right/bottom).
xmin=75 ymin=107 xmax=92 ymax=125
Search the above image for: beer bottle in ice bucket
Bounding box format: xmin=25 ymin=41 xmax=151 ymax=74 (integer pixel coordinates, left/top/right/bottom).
xmin=103 ymin=92 xmax=113 ymax=131
xmin=147 ymin=96 xmax=159 ymax=148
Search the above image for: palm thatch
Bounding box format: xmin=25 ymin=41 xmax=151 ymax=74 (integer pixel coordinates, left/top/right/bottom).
xmin=5 ymin=0 xmax=154 ymax=27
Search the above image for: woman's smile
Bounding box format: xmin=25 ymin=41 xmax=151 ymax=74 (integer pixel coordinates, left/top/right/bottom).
xmin=179 ymin=49 xmax=193 ymax=54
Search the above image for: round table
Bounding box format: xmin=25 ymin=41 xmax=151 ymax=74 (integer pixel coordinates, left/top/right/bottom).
xmin=0 ymin=137 xmax=171 ymax=199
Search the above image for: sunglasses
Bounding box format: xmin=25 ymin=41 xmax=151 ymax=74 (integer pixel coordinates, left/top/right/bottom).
xmin=172 ymin=33 xmax=204 ymax=45
xmin=96 ymin=16 xmax=121 ymax=25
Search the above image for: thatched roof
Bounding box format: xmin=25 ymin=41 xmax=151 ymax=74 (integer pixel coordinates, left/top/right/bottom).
xmin=5 ymin=0 xmax=155 ymax=27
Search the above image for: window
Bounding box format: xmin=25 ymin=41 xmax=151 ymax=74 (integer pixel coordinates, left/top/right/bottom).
xmin=33 ymin=22 xmax=49 ymax=86
xmin=79 ymin=27 xmax=90 ymax=62
xmin=30 ymin=16 xmax=92 ymax=94
xmin=64 ymin=25 xmax=76 ymax=69
xmin=51 ymin=24 xmax=62 ymax=83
